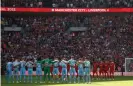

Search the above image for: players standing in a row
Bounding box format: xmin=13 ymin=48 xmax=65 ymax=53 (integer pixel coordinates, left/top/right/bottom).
xmin=92 ymin=60 xmax=115 ymax=80
xmin=6 ymin=58 xmax=36 ymax=83
xmin=6 ymin=57 xmax=91 ymax=83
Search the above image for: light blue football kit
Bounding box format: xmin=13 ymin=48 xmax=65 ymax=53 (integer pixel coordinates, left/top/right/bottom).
xmin=36 ymin=61 xmax=42 ymax=82
xmin=53 ymin=60 xmax=59 ymax=75
xmin=60 ymin=60 xmax=68 ymax=82
xmin=78 ymin=61 xmax=84 ymax=82
xmin=84 ymin=60 xmax=91 ymax=83
xmin=68 ymin=59 xmax=76 ymax=83
xmin=6 ymin=62 xmax=12 ymax=83
xmin=26 ymin=61 xmax=34 ymax=82
xmin=13 ymin=61 xmax=20 ymax=82
xmin=20 ymin=60 xmax=26 ymax=82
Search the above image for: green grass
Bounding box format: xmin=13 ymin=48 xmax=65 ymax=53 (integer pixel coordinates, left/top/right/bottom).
xmin=1 ymin=76 xmax=133 ymax=86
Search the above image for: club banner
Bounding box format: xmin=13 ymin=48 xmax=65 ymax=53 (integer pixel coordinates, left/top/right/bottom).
xmin=1 ymin=7 xmax=133 ymax=12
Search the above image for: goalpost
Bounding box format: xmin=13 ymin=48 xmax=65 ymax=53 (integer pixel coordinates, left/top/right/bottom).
xmin=125 ymin=58 xmax=133 ymax=76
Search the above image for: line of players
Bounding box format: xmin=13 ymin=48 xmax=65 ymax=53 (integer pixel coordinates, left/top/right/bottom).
xmin=6 ymin=56 xmax=115 ymax=84
xmin=6 ymin=57 xmax=91 ymax=83
xmin=92 ymin=60 xmax=115 ymax=80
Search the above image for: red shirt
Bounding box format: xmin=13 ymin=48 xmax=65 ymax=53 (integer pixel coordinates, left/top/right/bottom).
xmin=93 ymin=62 xmax=98 ymax=71
xmin=99 ymin=62 xmax=104 ymax=71
xmin=110 ymin=62 xmax=115 ymax=71
xmin=104 ymin=63 xmax=109 ymax=71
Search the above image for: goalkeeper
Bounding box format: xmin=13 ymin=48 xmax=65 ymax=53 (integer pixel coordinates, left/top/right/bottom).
xmin=40 ymin=58 xmax=54 ymax=82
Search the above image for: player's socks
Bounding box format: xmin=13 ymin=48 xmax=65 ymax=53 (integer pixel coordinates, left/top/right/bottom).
xmin=31 ymin=75 xmax=32 ymax=82
xmin=28 ymin=75 xmax=32 ymax=83
xmin=73 ymin=76 xmax=76 ymax=83
xmin=16 ymin=75 xmax=19 ymax=82
xmin=12 ymin=75 xmax=15 ymax=83
xmin=78 ymin=76 xmax=80 ymax=83
xmin=81 ymin=76 xmax=84 ymax=83
xmin=20 ymin=75 xmax=22 ymax=82
xmin=89 ymin=75 xmax=91 ymax=83
xmin=61 ymin=75 xmax=65 ymax=82
xmin=28 ymin=76 xmax=30 ymax=82
xmin=86 ymin=75 xmax=88 ymax=83
xmin=56 ymin=75 xmax=59 ymax=83
xmin=36 ymin=76 xmax=38 ymax=82
xmin=69 ymin=75 xmax=72 ymax=83
xmin=7 ymin=75 xmax=12 ymax=83
xmin=40 ymin=75 xmax=42 ymax=82
xmin=23 ymin=75 xmax=26 ymax=82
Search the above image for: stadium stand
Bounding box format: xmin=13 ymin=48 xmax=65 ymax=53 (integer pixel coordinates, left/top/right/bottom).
xmin=1 ymin=0 xmax=133 ymax=8
xmin=1 ymin=14 xmax=133 ymax=74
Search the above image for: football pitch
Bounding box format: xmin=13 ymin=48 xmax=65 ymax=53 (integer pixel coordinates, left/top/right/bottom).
xmin=1 ymin=76 xmax=133 ymax=86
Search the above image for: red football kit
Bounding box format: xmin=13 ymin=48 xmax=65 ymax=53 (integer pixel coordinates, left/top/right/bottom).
xmin=104 ymin=62 xmax=109 ymax=78
xmin=109 ymin=62 xmax=115 ymax=79
xmin=110 ymin=62 xmax=115 ymax=73
xmin=93 ymin=62 xmax=99 ymax=78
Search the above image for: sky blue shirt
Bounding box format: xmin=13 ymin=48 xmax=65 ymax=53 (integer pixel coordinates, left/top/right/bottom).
xmin=7 ymin=62 xmax=12 ymax=70
xmin=26 ymin=61 xmax=34 ymax=68
xmin=60 ymin=60 xmax=67 ymax=68
xmin=68 ymin=59 xmax=76 ymax=66
xmin=20 ymin=61 xmax=26 ymax=68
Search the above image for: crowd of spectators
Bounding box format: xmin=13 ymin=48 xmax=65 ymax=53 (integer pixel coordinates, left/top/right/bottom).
xmin=1 ymin=14 xmax=133 ymax=73
xmin=1 ymin=0 xmax=133 ymax=8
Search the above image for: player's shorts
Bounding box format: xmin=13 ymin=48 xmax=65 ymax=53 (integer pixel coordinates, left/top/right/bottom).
xmin=78 ymin=68 xmax=84 ymax=76
xmin=7 ymin=69 xmax=12 ymax=76
xmin=36 ymin=68 xmax=42 ymax=75
xmin=84 ymin=67 xmax=90 ymax=75
xmin=99 ymin=70 xmax=104 ymax=74
xmin=52 ymin=68 xmax=59 ymax=75
xmin=70 ymin=67 xmax=76 ymax=76
xmin=13 ymin=68 xmax=19 ymax=75
xmin=110 ymin=70 xmax=114 ymax=74
xmin=104 ymin=69 xmax=109 ymax=73
xmin=62 ymin=68 xmax=67 ymax=75
xmin=20 ymin=68 xmax=26 ymax=75
xmin=28 ymin=68 xmax=33 ymax=75
xmin=93 ymin=70 xmax=97 ymax=73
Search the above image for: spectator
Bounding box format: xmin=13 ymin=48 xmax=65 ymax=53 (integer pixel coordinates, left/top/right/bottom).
xmin=1 ymin=14 xmax=133 ymax=74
